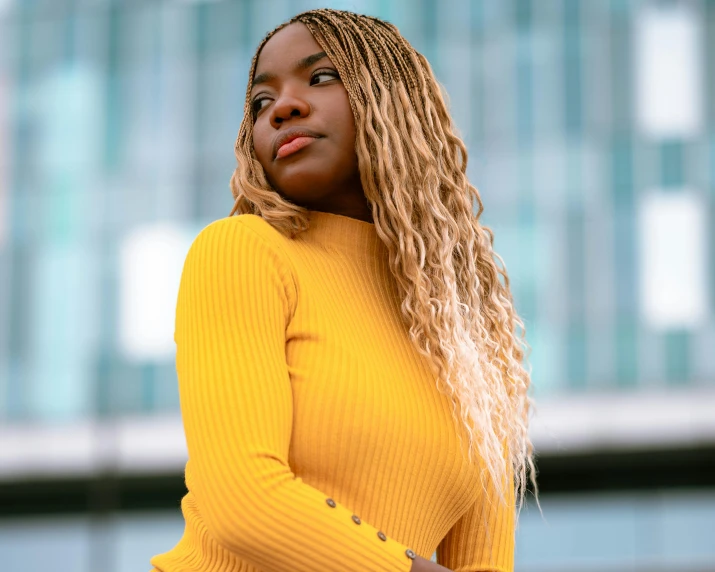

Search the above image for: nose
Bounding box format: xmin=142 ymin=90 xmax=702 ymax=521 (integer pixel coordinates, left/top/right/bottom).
xmin=270 ymin=93 xmax=310 ymax=128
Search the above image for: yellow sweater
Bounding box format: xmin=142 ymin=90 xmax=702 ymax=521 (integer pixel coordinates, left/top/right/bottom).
xmin=150 ymin=211 xmax=514 ymax=572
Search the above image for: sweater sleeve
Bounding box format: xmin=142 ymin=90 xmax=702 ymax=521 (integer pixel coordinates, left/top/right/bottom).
xmin=174 ymin=217 xmax=415 ymax=572
xmin=436 ymin=470 xmax=515 ymax=572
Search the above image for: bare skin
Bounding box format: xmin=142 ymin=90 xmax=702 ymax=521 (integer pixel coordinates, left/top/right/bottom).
xmin=250 ymin=22 xmax=373 ymax=223
xmin=250 ymin=22 xmax=453 ymax=572
xmin=411 ymin=555 xmax=453 ymax=572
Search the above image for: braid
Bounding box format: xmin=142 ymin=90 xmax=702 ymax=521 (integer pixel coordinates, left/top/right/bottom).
xmin=229 ymin=8 xmax=536 ymax=516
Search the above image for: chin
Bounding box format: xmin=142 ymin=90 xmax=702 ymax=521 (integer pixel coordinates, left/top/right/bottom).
xmin=271 ymin=173 xmax=339 ymax=204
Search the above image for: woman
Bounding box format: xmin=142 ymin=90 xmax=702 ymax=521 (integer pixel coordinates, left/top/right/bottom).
xmin=151 ymin=8 xmax=535 ymax=572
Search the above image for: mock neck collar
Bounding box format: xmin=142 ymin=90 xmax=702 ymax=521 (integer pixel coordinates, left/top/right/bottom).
xmin=301 ymin=210 xmax=385 ymax=263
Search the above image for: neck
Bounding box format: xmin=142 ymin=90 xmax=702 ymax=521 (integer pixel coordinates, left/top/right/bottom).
xmin=303 ymin=171 xmax=372 ymax=223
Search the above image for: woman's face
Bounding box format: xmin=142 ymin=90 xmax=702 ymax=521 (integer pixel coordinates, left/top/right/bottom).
xmin=250 ymin=23 xmax=365 ymax=215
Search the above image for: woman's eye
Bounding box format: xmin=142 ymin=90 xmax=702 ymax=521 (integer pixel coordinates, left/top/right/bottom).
xmin=252 ymin=96 xmax=270 ymax=115
xmin=310 ymin=70 xmax=339 ymax=85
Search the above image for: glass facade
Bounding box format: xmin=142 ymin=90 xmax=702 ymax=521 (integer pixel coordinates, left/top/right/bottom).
xmin=1 ymin=0 xmax=714 ymax=422
xmin=1 ymin=0 xmax=714 ymax=571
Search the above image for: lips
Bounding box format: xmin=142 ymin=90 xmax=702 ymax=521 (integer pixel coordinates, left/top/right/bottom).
xmin=273 ymin=127 xmax=322 ymax=160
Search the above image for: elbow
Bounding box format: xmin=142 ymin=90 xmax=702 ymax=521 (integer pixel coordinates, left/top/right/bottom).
xmin=195 ymin=487 xmax=279 ymax=558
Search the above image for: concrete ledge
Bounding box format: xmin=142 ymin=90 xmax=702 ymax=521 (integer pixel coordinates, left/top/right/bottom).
xmin=0 ymin=414 xmax=188 ymax=479
xmin=1 ymin=389 xmax=714 ymax=479
xmin=529 ymin=388 xmax=715 ymax=455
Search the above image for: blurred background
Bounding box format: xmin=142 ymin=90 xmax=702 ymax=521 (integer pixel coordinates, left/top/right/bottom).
xmin=0 ymin=0 xmax=714 ymax=570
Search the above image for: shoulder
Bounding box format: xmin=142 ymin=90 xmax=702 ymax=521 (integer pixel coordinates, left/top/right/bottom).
xmin=230 ymin=213 xmax=291 ymax=245
xmin=186 ymin=215 xmax=297 ymax=294
xmin=187 ymin=215 xmax=288 ymax=260
xmin=192 ymin=215 xmax=290 ymax=253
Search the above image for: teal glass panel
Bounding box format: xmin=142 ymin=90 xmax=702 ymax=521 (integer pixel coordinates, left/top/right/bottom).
xmin=611 ymin=137 xmax=634 ymax=207
xmin=527 ymin=325 xmax=563 ymax=396
xmin=564 ymin=206 xmax=587 ymax=389
xmin=664 ymin=330 xmax=690 ymax=384
xmin=661 ymin=140 xmax=685 ymax=188
xmin=6 ymin=243 xmax=30 ymax=419
xmin=708 ymin=2 xmax=715 ymax=132
xmin=198 ymin=0 xmax=245 ymax=53
xmin=566 ymin=210 xmax=585 ymax=316
xmin=587 ymin=324 xmax=616 ymax=390
xmin=515 ymin=0 xmax=531 ymax=32
xmin=565 ymin=140 xmax=583 ymax=207
xmin=469 ymin=0 xmax=484 ymax=36
xmin=103 ymin=359 xmax=144 ymax=416
xmin=613 ymin=208 xmax=637 ymax=315
xmin=516 ymin=35 xmax=533 ymax=145
xmin=610 ymin=0 xmax=633 ymax=16
xmin=420 ymin=0 xmax=438 ymax=65
xmin=28 ymin=241 xmax=98 ymax=421
xmin=99 ymin=359 xmax=179 ymax=417
xmin=154 ymin=362 xmax=181 ymax=412
xmin=711 ymin=195 xmax=715 ymax=309
xmin=515 ymin=220 xmax=540 ymax=327
xmin=0 ymin=251 xmax=8 ymax=420
xmin=93 ymin=351 xmax=114 ymax=417
xmin=566 ymin=321 xmax=588 ymax=390
xmin=103 ymin=3 xmax=122 ymax=172
xmin=5 ymin=360 xmax=25 ymax=421
xmin=615 ymin=317 xmax=638 ymax=387
xmin=140 ymin=363 xmax=157 ymax=413
xmin=563 ymin=0 xmax=582 ymax=136
xmin=609 ymin=4 xmax=632 ymax=132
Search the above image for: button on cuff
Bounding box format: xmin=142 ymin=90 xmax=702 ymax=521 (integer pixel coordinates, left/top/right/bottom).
xmin=351 ymin=515 xmax=361 ymax=525
xmin=377 ymin=531 xmax=387 ymax=541
xmin=325 ymin=498 xmax=336 ymax=508
xmin=405 ymin=549 xmax=416 ymax=560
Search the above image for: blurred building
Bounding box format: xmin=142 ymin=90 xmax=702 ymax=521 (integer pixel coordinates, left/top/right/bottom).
xmin=1 ymin=0 xmax=714 ymax=571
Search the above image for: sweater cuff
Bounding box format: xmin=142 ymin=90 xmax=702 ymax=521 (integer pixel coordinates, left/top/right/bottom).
xmin=321 ymin=495 xmax=417 ymax=571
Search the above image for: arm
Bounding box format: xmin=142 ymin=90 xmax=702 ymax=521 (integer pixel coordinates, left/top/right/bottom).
xmin=435 ymin=470 xmax=515 ymax=572
xmin=175 ymin=217 xmax=417 ymax=572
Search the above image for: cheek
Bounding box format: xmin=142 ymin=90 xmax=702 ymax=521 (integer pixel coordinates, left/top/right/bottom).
xmin=333 ymin=98 xmax=357 ymax=156
xmin=251 ymin=124 xmax=272 ymax=167
xmin=340 ymin=98 xmax=356 ymax=136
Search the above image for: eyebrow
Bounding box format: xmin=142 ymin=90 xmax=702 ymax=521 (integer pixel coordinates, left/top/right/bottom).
xmin=251 ymin=51 xmax=328 ymax=89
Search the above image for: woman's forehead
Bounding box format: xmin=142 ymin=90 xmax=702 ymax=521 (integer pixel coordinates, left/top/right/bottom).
xmin=255 ymin=22 xmax=323 ymax=72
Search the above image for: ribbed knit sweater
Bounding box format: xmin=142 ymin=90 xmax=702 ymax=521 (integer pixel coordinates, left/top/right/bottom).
xmin=150 ymin=210 xmax=515 ymax=572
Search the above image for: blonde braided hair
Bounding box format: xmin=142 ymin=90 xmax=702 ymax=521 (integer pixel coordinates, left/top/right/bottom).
xmin=229 ymin=8 xmax=537 ymax=512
